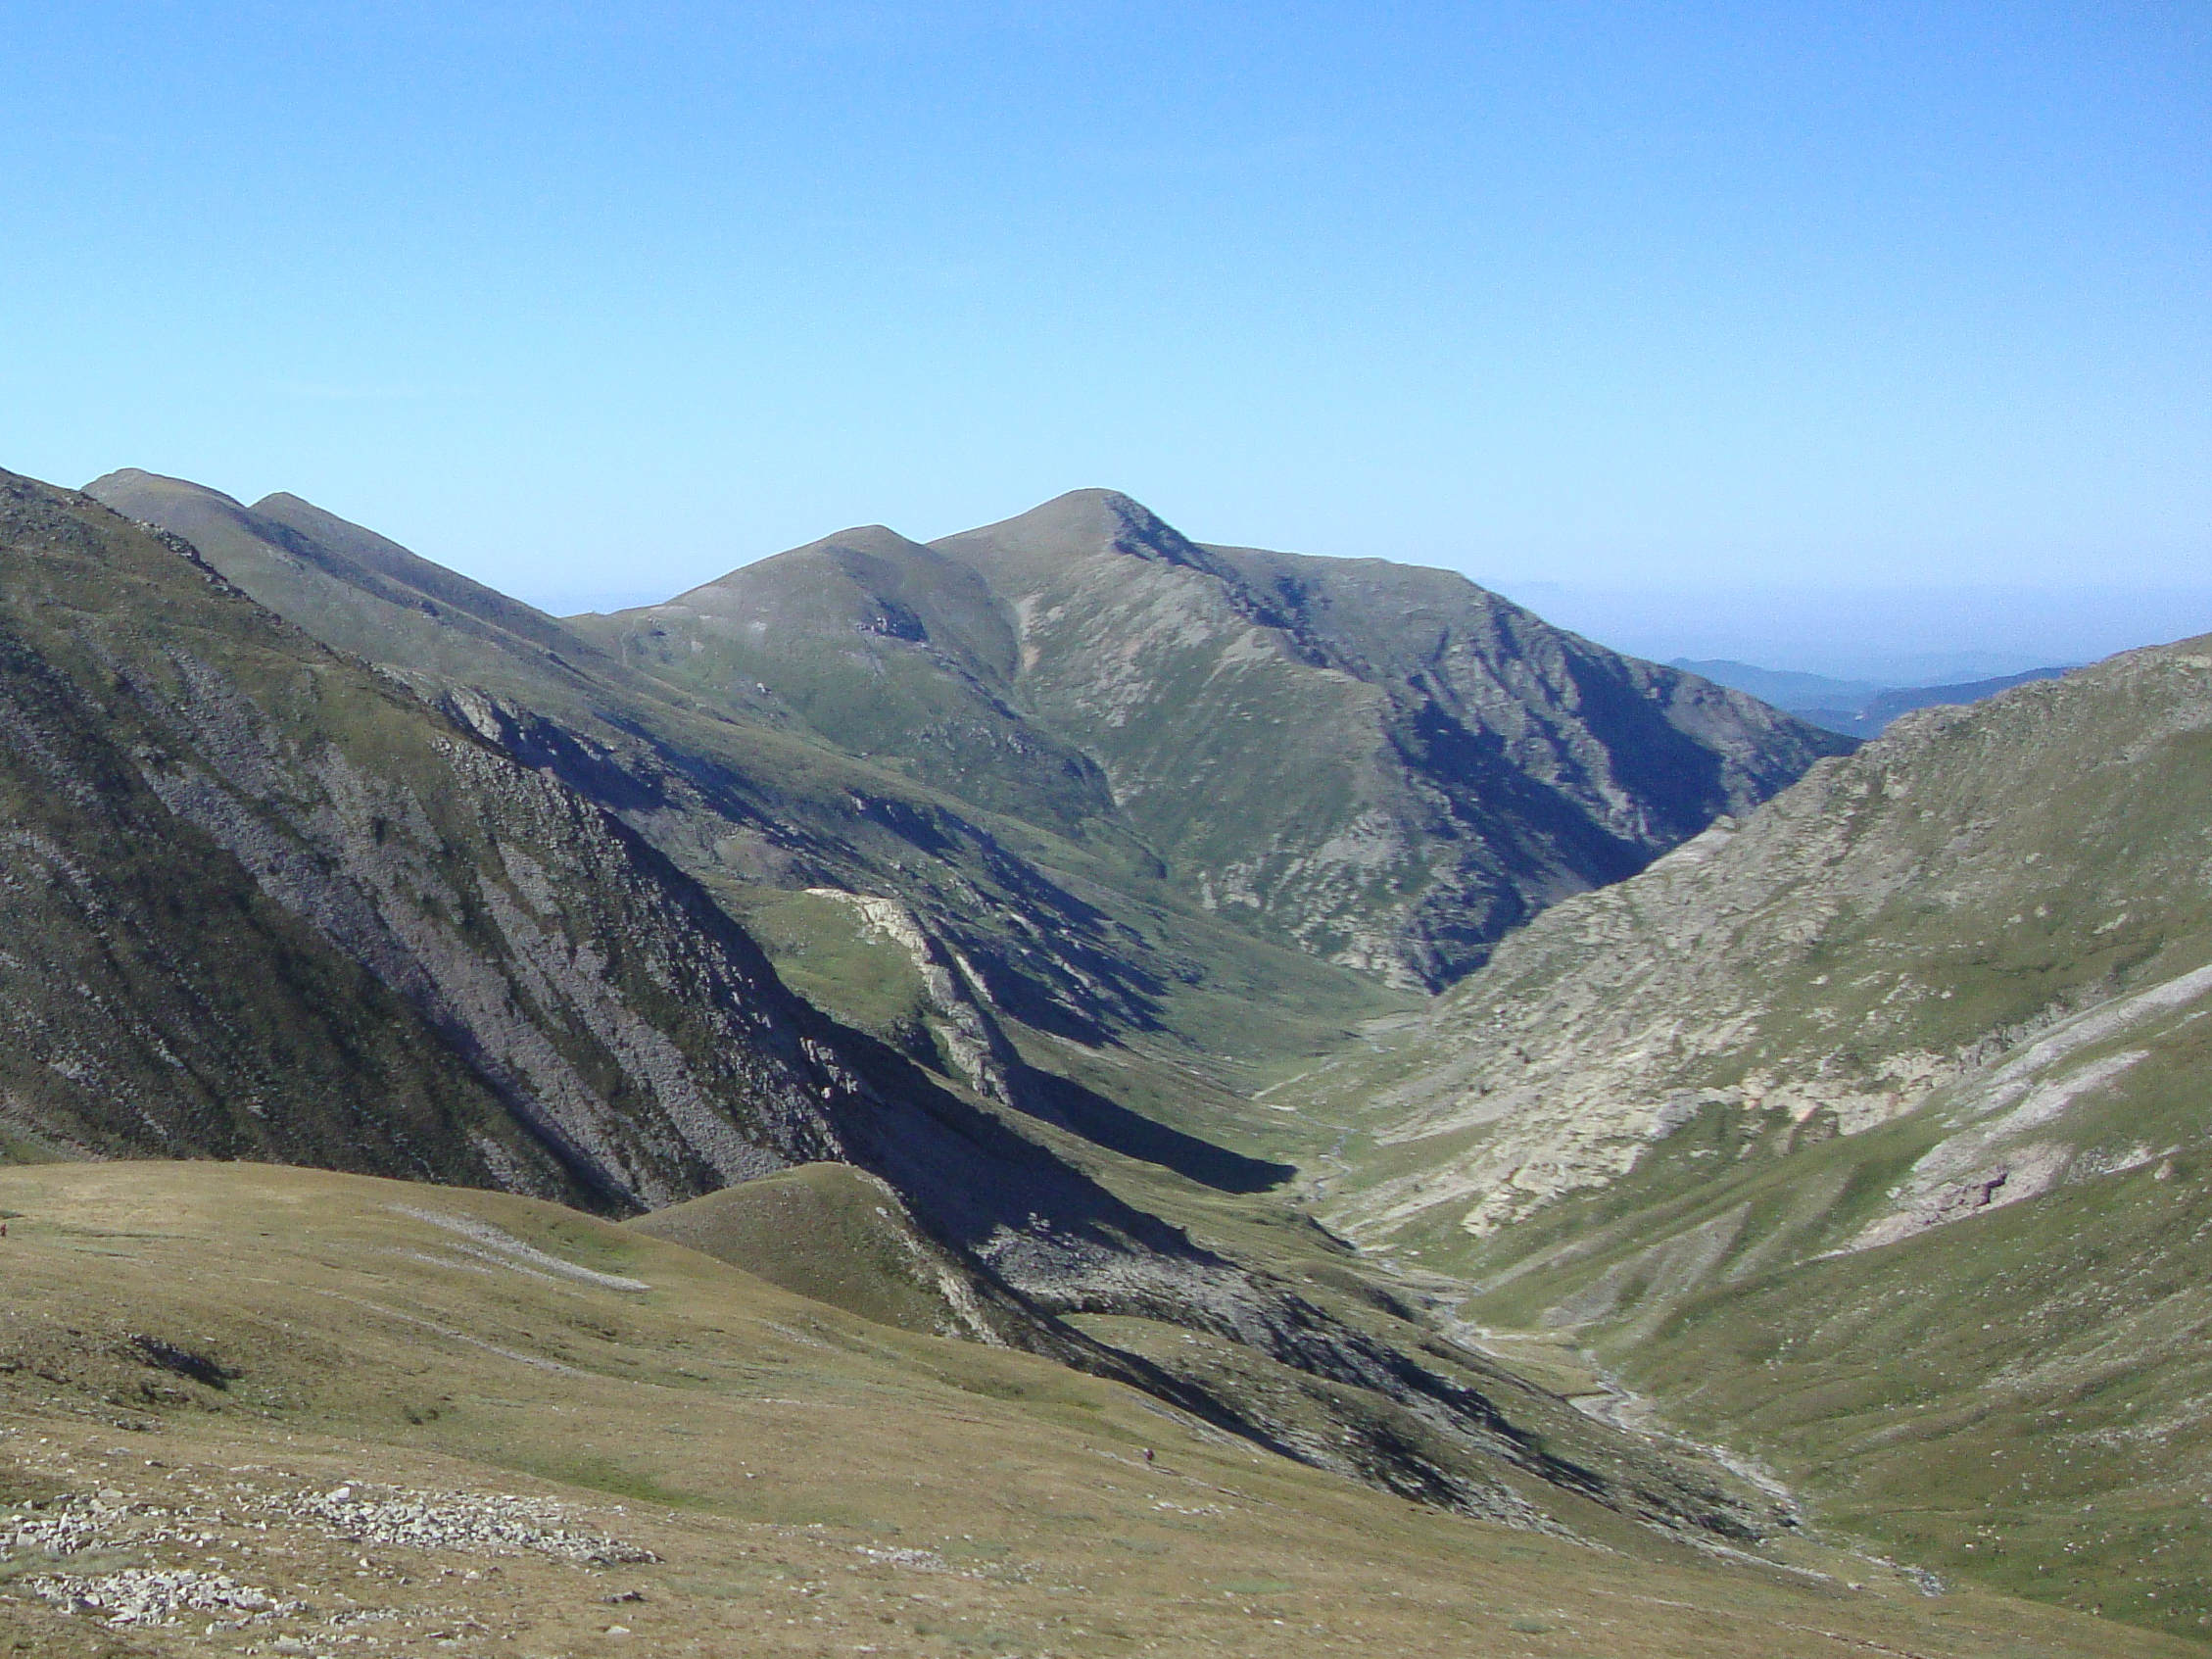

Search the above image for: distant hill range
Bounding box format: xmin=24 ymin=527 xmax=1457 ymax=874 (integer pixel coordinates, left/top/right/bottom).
xmin=1675 ymin=656 xmax=2075 ymax=738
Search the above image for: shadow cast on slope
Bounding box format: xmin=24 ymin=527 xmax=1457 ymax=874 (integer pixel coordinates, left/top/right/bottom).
xmin=1007 ymin=1063 xmax=1293 ymax=1194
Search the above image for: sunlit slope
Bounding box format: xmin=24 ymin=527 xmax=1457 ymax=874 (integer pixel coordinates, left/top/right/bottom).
xmin=1307 ymin=640 xmax=2212 ymax=1244
xmin=0 ymin=1162 xmax=2174 ymax=1659
xmin=1291 ymin=636 xmax=2212 ymax=1640
xmin=1394 ymin=995 xmax=2212 ymax=1642
xmin=584 ymin=523 xmax=1130 ymax=846
xmin=624 ymin=1164 xmax=1031 ymax=1342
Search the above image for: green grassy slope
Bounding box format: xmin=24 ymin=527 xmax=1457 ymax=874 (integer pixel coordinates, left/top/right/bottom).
xmin=1292 ymin=635 xmax=2212 ymax=1640
xmin=575 ymin=524 xmax=1130 ymax=847
xmin=623 ymin=1163 xmax=1019 ymax=1340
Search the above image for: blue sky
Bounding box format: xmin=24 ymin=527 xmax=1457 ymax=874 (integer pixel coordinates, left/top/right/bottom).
xmin=4 ymin=3 xmax=2206 ymax=671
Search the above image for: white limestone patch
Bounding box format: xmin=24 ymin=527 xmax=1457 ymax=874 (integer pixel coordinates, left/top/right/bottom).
xmin=388 ymin=1206 xmax=649 ymax=1292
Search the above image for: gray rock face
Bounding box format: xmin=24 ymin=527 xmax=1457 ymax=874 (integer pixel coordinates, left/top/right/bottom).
xmin=0 ymin=468 xmax=845 ymax=1205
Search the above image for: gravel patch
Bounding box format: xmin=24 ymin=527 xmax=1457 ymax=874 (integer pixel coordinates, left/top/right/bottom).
xmin=24 ymin=1564 xmax=301 ymax=1628
xmin=280 ymin=1483 xmax=658 ymax=1564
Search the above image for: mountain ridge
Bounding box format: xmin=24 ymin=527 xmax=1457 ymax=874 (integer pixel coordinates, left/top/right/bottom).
xmin=590 ymin=483 xmax=1850 ymax=989
xmin=13 ymin=462 xmax=1813 ymax=1550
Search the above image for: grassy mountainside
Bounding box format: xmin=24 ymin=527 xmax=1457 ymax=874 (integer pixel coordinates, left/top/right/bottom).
xmin=587 ymin=523 xmax=1128 ymax=845
xmin=0 ymin=1161 xmax=2177 ymax=1659
xmin=1290 ymin=635 xmax=2212 ymax=1639
xmin=587 ymin=487 xmax=1848 ymax=989
xmin=623 ymin=1163 xmax=1034 ymax=1342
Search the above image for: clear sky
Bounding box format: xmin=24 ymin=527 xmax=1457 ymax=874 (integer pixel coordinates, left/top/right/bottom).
xmin=4 ymin=3 xmax=2207 ymax=670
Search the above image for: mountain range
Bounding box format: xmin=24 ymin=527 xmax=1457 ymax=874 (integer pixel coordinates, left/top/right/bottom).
xmin=0 ymin=457 xmax=2202 ymax=1650
xmin=1678 ymin=657 xmax=2078 ymax=739
xmin=0 ymin=464 xmax=1861 ymax=1540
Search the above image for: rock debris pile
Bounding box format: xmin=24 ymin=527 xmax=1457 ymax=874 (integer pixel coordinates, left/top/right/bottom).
xmin=1 ymin=1465 xmax=658 ymax=1636
xmin=281 ymin=1483 xmax=659 ymax=1564
xmin=24 ymin=1564 xmax=301 ymax=1628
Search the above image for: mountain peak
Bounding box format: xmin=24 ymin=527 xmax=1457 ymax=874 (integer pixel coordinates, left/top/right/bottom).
xmin=930 ymin=488 xmax=1226 ymax=585
xmin=659 ymin=523 xmax=942 ymax=612
xmin=791 ymin=522 xmax=932 ymax=561
xmin=85 ymin=467 xmax=252 ymax=518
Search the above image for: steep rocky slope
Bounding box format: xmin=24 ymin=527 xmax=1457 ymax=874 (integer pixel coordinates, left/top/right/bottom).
xmin=83 ymin=469 xmax=1403 ymax=1076
xmin=0 ymin=468 xmax=854 ymax=1205
xmin=1305 ymin=643 xmax=2210 ymax=1244
xmin=586 ymin=488 xmax=1847 ymax=988
xmin=1291 ymin=636 xmax=2212 ymax=1638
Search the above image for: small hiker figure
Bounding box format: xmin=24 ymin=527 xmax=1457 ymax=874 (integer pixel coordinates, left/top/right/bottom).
xmin=1143 ymin=1448 xmax=1154 ymax=1463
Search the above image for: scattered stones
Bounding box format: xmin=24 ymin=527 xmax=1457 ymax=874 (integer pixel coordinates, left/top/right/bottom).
xmin=852 ymin=1544 xmax=951 ymax=1573
xmin=24 ymin=1564 xmax=301 ymax=1628
xmin=3 ymin=1498 xmax=105 ymax=1555
xmin=280 ymin=1482 xmax=658 ymax=1564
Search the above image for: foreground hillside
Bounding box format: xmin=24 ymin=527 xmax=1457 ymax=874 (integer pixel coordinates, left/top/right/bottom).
xmin=1293 ymin=637 xmax=2212 ymax=1638
xmin=0 ymin=1162 xmax=2175 ymax=1659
